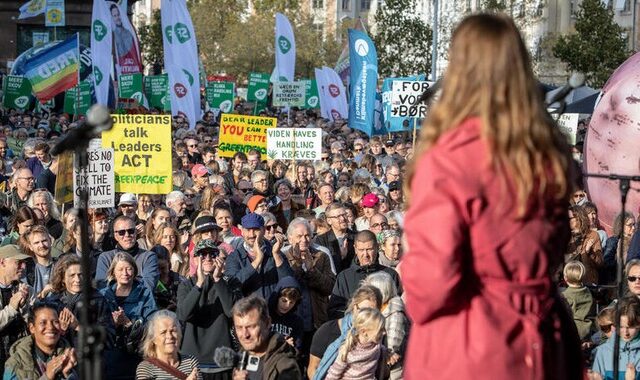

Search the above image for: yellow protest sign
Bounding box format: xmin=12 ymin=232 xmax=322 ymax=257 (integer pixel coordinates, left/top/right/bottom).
xmin=54 ymin=151 xmax=74 ymax=205
xmin=218 ymin=114 xmax=277 ymax=158
xmin=101 ymin=114 xmax=172 ymax=194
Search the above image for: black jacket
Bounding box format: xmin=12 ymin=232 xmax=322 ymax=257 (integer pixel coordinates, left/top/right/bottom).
xmin=313 ymin=229 xmax=355 ymax=274
xmin=327 ymin=262 xmax=401 ymax=319
xmin=176 ymin=275 xmax=242 ymax=365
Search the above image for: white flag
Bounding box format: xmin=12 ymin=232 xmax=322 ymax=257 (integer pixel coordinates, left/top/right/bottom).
xmin=274 ymin=13 xmax=295 ymax=82
xmin=314 ymin=68 xmax=330 ymax=119
xmin=91 ymin=0 xmax=113 ymax=106
xmin=18 ymin=0 xmax=46 ymax=20
xmin=322 ymin=66 xmax=348 ymax=122
xmin=161 ymin=0 xmax=201 ymax=129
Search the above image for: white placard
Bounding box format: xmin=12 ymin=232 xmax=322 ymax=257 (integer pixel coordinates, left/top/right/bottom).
xmin=267 ymin=128 xmax=322 ymax=160
xmin=74 ymin=139 xmax=115 ymax=208
xmin=272 ymin=81 xmax=306 ymax=107
xmin=556 ymin=113 xmax=580 ymax=145
xmin=391 ymin=80 xmax=434 ymax=118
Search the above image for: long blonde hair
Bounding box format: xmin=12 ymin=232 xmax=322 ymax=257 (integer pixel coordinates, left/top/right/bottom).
xmin=405 ymin=14 xmax=571 ymax=217
xmin=338 ymin=308 xmax=385 ymax=362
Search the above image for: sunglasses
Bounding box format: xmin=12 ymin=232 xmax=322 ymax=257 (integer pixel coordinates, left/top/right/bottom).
xmin=265 ymin=224 xmax=278 ymax=231
xmin=238 ymin=188 xmax=251 ymax=193
xmin=115 ymin=228 xmax=136 ymax=237
xmin=628 ymin=276 xmax=640 ymax=282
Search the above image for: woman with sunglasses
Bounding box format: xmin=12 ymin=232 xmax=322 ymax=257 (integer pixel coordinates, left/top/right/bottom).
xmin=262 ymin=212 xmax=280 ymax=245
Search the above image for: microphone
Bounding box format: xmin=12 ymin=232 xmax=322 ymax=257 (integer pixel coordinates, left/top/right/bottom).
xmin=51 ymin=104 xmax=113 ymax=156
xmin=213 ymin=346 xmax=248 ymax=369
xmin=547 ymin=72 xmax=585 ymax=107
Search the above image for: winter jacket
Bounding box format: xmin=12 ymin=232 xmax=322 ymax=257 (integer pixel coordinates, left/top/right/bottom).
xmin=224 ymin=240 xmax=292 ymax=300
xmin=328 ymin=263 xmax=401 ymax=319
xmin=561 ymin=286 xmax=595 ymax=340
xmin=313 ymin=230 xmax=354 ymax=274
xmin=99 ymin=280 xmax=157 ymax=324
xmin=95 ymin=244 xmax=159 ymax=291
xmin=593 ymin=333 xmax=640 ymax=380
xmin=3 ymin=335 xmax=78 ymax=380
xmin=253 ymin=333 xmax=301 ymax=380
xmin=176 ymin=275 xmax=241 ymax=365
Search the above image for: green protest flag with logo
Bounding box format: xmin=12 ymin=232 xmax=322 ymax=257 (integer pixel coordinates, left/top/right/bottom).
xmin=3 ymin=76 xmax=33 ymax=110
xmin=206 ymin=82 xmax=235 ymax=113
xmin=118 ymin=73 xmax=145 ymax=105
xmin=144 ymin=74 xmax=170 ymax=111
xmin=303 ymin=79 xmax=319 ymax=109
xmin=248 ymin=73 xmax=270 ymax=102
xmin=63 ymin=81 xmax=91 ymax=115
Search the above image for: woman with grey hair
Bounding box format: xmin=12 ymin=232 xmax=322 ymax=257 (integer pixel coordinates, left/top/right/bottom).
xmin=363 ymin=271 xmax=408 ymax=380
xmin=136 ymin=310 xmax=201 ymax=379
xmin=378 ymin=229 xmax=403 ymax=269
xmin=27 ymin=189 xmax=63 ymax=238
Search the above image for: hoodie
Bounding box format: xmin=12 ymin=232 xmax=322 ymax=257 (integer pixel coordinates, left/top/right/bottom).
xmin=593 ymin=333 xmax=640 ymax=380
xmin=269 ymin=277 xmax=304 ymax=352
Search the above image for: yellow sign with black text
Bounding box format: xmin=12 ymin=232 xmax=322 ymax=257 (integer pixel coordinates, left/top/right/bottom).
xmin=101 ymin=114 xmax=172 ymax=194
xmin=218 ymin=114 xmax=277 ymax=158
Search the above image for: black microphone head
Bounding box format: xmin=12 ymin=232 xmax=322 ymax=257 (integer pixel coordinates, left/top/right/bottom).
xmin=213 ymin=346 xmax=237 ymax=368
xmin=86 ymin=104 xmax=112 ymax=133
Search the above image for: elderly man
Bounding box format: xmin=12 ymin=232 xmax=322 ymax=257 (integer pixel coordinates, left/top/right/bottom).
xmin=313 ymin=183 xmax=335 ymax=217
xmin=369 ymin=213 xmax=389 ymax=235
xmin=250 ymin=170 xmax=271 ymax=199
xmin=166 ymin=190 xmax=187 ymax=224
xmin=314 ymin=203 xmax=355 ymax=274
xmin=184 ymin=137 xmax=203 ymax=165
xmin=327 ymin=230 xmax=401 ymax=319
xmin=94 ymin=216 xmax=158 ymax=290
xmin=0 ymin=245 xmax=31 ymax=373
xmin=0 ymin=168 xmax=34 ymax=218
xmin=225 ymin=213 xmax=292 ymax=300
xmin=232 ymin=295 xmax=301 ymax=380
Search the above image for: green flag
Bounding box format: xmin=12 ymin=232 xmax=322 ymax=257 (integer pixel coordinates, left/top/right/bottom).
xmin=303 ymin=79 xmax=319 ymax=109
xmin=3 ymin=76 xmax=32 ymax=110
xmin=63 ymin=81 xmax=91 ymax=116
xmin=118 ymin=73 xmax=145 ymax=104
xmin=206 ymin=82 xmax=235 ymax=113
xmin=144 ymin=74 xmax=170 ymax=111
xmin=247 ymin=73 xmax=270 ymax=102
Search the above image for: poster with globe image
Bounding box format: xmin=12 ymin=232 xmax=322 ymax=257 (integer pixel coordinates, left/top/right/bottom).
xmin=206 ymin=82 xmax=235 ymax=114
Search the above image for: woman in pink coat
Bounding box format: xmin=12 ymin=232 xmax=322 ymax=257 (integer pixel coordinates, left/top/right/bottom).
xmin=402 ymin=14 xmax=583 ymax=380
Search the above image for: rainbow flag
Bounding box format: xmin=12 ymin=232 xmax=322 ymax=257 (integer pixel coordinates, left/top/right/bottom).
xmin=24 ymin=35 xmax=80 ymax=103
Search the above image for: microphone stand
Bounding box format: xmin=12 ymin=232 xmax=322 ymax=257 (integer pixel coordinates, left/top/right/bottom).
xmin=582 ymin=172 xmax=640 ymax=380
xmin=59 ymin=139 xmax=105 ymax=379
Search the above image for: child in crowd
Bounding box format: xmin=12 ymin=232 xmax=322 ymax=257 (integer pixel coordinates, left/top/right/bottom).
xmin=594 ymin=307 xmax=615 ymax=346
xmin=325 ymin=308 xmax=387 ymax=380
xmin=269 ymin=277 xmax=304 ymax=352
xmin=561 ymin=260 xmax=595 ymax=340
xmin=592 ymin=297 xmax=640 ymax=379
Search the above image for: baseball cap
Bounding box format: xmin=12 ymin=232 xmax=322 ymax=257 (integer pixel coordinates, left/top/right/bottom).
xmin=241 ymin=213 xmax=265 ymax=229
xmin=118 ymin=193 xmax=137 ymax=206
xmin=194 ymin=239 xmax=220 ymax=257
xmin=0 ymin=245 xmax=31 ymax=261
xmin=388 ymin=181 xmax=400 ymax=192
xmin=193 ymin=215 xmax=221 ymax=234
xmin=361 ymin=193 xmax=380 ymax=208
xmin=191 ymin=164 xmax=210 ymax=178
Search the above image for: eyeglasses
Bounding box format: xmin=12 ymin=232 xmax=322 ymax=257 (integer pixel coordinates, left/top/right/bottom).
xmin=573 ymin=193 xmax=586 ymax=199
xmin=265 ymin=224 xmax=278 ymax=231
xmin=204 ymin=139 xmax=213 ymax=143
xmin=321 ymin=156 xmax=330 ymax=161
xmin=115 ymin=228 xmax=136 ymax=237
xmin=628 ymin=276 xmax=640 ymax=282
xmin=254 ymin=179 xmax=267 ymax=183
xmin=371 ymin=222 xmax=389 ymax=229
xmin=328 ymin=213 xmax=347 ymax=219
xmin=188 ymin=144 xmax=198 ymax=148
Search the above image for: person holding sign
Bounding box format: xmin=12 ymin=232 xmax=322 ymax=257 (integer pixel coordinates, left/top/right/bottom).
xmin=401 ymin=14 xmax=582 ymax=379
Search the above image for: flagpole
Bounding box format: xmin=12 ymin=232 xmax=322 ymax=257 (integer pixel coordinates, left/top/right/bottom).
xmin=412 ymin=118 xmax=417 ymax=148
xmin=74 ymin=33 xmax=80 ymax=122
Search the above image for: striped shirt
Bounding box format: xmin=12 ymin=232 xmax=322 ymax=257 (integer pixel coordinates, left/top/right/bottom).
xmin=135 ymin=354 xmax=201 ymax=380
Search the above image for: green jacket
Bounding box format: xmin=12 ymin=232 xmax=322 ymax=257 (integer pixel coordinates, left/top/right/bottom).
xmin=562 ymin=285 xmax=595 ymax=339
xmin=3 ymin=335 xmax=77 ymax=380
xmin=261 ymin=333 xmax=301 ymax=380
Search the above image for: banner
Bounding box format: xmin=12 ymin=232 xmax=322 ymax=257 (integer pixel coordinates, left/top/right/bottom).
xmin=101 ymin=114 xmax=173 ymax=194
xmin=18 ymin=0 xmax=46 ymax=20
xmin=381 ymin=75 xmax=424 ymax=133
xmin=74 ymin=139 xmax=115 ymax=208
xmin=273 ymin=13 xmax=295 ymax=82
xmin=63 ymin=81 xmax=92 ymax=116
xmin=109 ymin=0 xmax=143 ymax=75
xmin=316 ymin=66 xmax=348 ymax=121
xmin=391 ymin=80 xmax=433 ymax=118
xmin=145 ymin=74 xmax=170 ymax=110
xmin=45 ymin=0 xmax=65 ymax=27
xmin=32 ymin=32 xmax=49 ymax=48
xmin=92 ymin=0 xmax=113 ymax=106
xmin=3 ymin=76 xmax=32 ymax=110
xmin=161 ymin=0 xmax=200 ymax=129
xmin=266 ymin=128 xmax=322 ymax=160
xmin=348 ymin=29 xmax=378 ymax=136
xmin=205 ymin=82 xmax=235 ymax=113
xmin=218 ymin=114 xmax=276 ymax=158
xmin=335 ymin=18 xmax=367 ymax=83
xmin=303 ymin=79 xmax=319 ymax=109
xmin=24 ymin=35 xmax=79 ymax=103
xmin=247 ymin=72 xmax=270 ymax=103
xmin=272 ymin=81 xmax=305 ymax=107
xmin=118 ymin=73 xmax=145 ymax=104
xmin=54 ymin=151 xmax=74 ymax=205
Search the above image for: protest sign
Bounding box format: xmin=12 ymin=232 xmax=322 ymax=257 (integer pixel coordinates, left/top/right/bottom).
xmin=45 ymin=0 xmax=65 ymax=27
xmin=206 ymin=82 xmax=235 ymax=113
xmin=390 ymin=80 xmax=434 ymax=118
xmin=303 ymin=79 xmax=319 ymax=109
xmin=145 ymin=74 xmax=170 ymax=110
xmin=32 ymin=32 xmax=49 ymax=47
xmin=247 ymin=73 xmax=270 ymax=103
xmin=218 ymin=114 xmax=276 ymax=158
xmin=118 ymin=73 xmax=145 ymax=104
xmin=267 ymin=128 xmax=321 ymax=160
xmin=556 ymin=113 xmax=580 ymax=145
xmin=55 ymin=151 xmax=74 ymax=205
xmin=101 ymin=114 xmax=173 ymax=194
xmin=63 ymin=81 xmax=92 ymax=116
xmin=73 ymin=139 xmax=115 ymax=208
xmin=273 ymin=81 xmax=305 ymax=107
xmin=3 ymin=76 xmax=32 ymax=110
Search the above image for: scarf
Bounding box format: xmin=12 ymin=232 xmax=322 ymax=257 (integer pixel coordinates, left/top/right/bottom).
xmin=312 ymin=312 xmax=353 ymax=380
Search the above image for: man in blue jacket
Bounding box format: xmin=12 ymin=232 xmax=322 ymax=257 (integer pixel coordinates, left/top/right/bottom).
xmin=225 ymin=213 xmax=292 ymax=300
